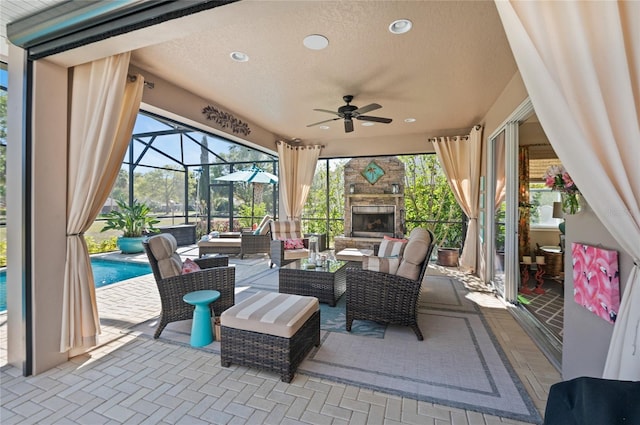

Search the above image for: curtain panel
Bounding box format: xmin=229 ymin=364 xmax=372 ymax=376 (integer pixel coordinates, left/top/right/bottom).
xmin=276 ymin=141 xmax=322 ymax=220
xmin=61 ymin=53 xmax=144 ymax=352
xmin=433 ymin=126 xmax=483 ymax=273
xmin=518 ymin=146 xmax=531 ymax=258
xmin=496 ymin=0 xmax=640 ymax=379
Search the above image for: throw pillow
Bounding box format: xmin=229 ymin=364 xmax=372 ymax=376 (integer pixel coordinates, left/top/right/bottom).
xmin=362 ymin=256 xmax=400 ymax=274
xmin=384 ymin=235 xmax=408 ymax=243
xmin=377 ymin=238 xmax=407 ymax=258
xmin=280 ymin=238 xmax=305 ymax=250
xmin=181 ymin=258 xmax=202 ymax=274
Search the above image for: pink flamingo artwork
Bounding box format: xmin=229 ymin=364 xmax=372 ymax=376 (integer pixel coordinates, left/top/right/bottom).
xmin=571 ymin=243 xmax=620 ymax=324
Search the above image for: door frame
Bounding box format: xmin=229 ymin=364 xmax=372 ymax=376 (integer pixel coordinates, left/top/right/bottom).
xmin=486 ymin=98 xmax=535 ymax=303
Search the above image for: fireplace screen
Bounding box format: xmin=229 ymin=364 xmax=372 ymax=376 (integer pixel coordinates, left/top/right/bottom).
xmin=351 ymin=205 xmax=395 ymax=238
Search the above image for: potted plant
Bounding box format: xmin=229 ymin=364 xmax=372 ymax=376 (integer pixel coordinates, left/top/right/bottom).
xmin=101 ymin=199 xmax=160 ymax=253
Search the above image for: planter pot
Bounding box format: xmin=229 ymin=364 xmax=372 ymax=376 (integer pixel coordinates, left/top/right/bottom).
xmin=117 ymin=236 xmax=146 ymax=254
xmin=437 ymin=248 xmax=459 ymax=267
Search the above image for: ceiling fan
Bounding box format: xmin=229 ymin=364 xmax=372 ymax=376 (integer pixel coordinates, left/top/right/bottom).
xmin=307 ymin=95 xmax=392 ymax=133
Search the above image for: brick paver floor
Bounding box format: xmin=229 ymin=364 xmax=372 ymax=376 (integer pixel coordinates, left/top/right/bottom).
xmin=0 ymin=250 xmax=561 ymax=424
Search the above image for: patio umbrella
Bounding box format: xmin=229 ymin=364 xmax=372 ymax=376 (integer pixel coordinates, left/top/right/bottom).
xmin=215 ymin=164 xmax=278 ymax=227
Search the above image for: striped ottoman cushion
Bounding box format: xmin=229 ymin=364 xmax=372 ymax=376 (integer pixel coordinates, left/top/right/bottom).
xmin=221 ymin=291 xmax=319 ymax=338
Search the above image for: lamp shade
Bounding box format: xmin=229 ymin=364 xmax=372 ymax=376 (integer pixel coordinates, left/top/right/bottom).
xmin=552 ymin=202 xmax=564 ymax=219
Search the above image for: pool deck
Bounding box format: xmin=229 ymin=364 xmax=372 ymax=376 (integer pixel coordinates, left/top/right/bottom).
xmin=0 ymin=245 xmax=560 ymax=424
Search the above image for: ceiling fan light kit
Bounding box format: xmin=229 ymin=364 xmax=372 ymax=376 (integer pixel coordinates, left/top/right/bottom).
xmin=307 ymin=95 xmax=393 ymax=133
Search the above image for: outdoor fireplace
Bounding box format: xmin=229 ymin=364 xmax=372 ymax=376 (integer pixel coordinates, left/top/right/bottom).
xmin=351 ymin=205 xmax=395 ymax=238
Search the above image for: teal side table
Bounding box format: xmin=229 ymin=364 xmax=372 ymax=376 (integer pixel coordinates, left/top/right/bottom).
xmin=183 ymin=289 xmax=220 ymax=347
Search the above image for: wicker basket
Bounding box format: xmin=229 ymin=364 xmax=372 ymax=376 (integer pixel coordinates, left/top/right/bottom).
xmin=543 ymin=251 xmax=563 ymax=277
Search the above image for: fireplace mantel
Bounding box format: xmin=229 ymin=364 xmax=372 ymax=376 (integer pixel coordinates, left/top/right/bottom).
xmin=347 ymin=194 xmax=403 ymax=199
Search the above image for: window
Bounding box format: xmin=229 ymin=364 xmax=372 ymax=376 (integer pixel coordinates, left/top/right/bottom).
xmin=529 ymin=183 xmax=562 ymax=228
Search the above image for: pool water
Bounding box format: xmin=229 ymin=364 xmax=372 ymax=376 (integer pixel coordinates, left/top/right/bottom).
xmin=0 ymin=258 xmax=151 ymax=312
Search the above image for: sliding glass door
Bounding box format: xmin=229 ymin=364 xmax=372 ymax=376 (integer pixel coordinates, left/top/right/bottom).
xmin=486 ymin=99 xmax=534 ymax=302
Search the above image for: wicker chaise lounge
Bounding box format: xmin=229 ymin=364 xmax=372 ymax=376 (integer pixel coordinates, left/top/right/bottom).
xmin=143 ymin=233 xmax=236 ymax=338
xmin=346 ymin=228 xmax=435 ymax=340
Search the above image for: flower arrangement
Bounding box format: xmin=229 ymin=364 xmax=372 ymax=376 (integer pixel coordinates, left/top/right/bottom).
xmin=543 ymin=165 xmax=581 ymax=214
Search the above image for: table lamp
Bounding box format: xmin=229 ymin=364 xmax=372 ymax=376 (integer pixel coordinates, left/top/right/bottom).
xmin=553 ymin=201 xmax=565 ymax=234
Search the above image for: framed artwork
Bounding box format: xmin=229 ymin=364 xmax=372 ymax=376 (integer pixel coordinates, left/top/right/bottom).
xmin=362 ymin=160 xmax=385 ymax=185
xmin=571 ymin=242 xmax=620 ymax=324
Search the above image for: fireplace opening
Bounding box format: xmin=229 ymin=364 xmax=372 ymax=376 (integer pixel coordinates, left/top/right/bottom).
xmin=351 ymin=205 xmax=395 ymax=238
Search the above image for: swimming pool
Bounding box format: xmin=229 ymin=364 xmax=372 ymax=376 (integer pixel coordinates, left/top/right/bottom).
xmin=0 ymin=258 xmax=151 ymax=312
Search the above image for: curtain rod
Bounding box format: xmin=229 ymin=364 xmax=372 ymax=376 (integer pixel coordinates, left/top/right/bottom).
xmin=127 ymin=74 xmax=154 ymax=89
xmin=427 ymin=124 xmax=481 ymax=143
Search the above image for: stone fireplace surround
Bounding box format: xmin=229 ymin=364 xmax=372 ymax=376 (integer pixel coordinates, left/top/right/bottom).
xmin=335 ymin=157 xmax=405 ymax=252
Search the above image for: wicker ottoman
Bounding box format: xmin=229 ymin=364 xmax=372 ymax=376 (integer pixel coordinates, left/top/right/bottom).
xmin=220 ymin=291 xmax=320 ymax=383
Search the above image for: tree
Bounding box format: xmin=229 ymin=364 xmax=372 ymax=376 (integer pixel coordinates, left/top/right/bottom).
xmin=400 ymin=155 xmax=465 ymax=247
xmin=135 ymin=166 xmax=184 ymax=213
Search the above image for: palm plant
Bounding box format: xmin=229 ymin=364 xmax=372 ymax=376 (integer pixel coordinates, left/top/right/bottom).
xmin=101 ymin=199 xmax=160 ymax=237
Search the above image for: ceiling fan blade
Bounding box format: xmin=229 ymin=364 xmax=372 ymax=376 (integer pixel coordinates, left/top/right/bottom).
xmin=353 ymin=103 xmax=381 ymax=115
xmin=313 ymin=108 xmax=341 ymax=116
xmin=356 ymin=115 xmax=393 ymax=124
xmin=306 ymin=117 xmax=340 ymax=127
xmin=344 ymin=119 xmax=354 ymax=133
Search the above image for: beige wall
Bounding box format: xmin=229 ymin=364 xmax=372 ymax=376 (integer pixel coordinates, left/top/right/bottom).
xmin=476 ymin=71 xmax=529 ymax=280
xmin=562 ymin=207 xmax=633 ymax=379
xmin=129 ymin=65 xmax=279 ymax=156
xmin=7 ymin=51 xmax=69 ymax=372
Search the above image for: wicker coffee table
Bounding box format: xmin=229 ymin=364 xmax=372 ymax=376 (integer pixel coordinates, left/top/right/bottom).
xmin=279 ymin=258 xmax=348 ymax=306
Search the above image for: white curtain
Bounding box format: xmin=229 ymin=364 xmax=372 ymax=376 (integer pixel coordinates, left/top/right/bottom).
xmin=276 ymin=141 xmax=322 ymax=220
xmin=496 ymin=0 xmax=640 ymax=379
xmin=433 ymin=126 xmax=483 ymax=273
xmin=61 ymin=53 xmax=144 ymax=351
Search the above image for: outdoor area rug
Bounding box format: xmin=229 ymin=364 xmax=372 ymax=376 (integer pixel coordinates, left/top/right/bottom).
xmin=297 ymin=275 xmax=543 ymax=424
xmin=125 ymin=267 xmax=542 ymax=424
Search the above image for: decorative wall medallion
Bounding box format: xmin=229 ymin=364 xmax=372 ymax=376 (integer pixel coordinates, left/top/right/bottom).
xmin=202 ymin=105 xmax=251 ymax=136
xmin=362 ymin=160 xmax=385 ymax=184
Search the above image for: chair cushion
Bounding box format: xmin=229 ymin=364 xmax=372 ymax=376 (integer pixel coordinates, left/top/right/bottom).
xmin=221 ymin=291 xmax=319 ymax=338
xmin=362 ymin=256 xmax=400 ymax=274
xmin=181 ymin=258 xmax=201 ymax=274
xmin=259 ymin=219 xmax=273 ymax=235
xmin=377 ymin=238 xmax=407 ymax=258
xmin=283 ymin=248 xmax=310 ymax=260
xmin=396 ymin=228 xmax=432 ymax=280
xmin=256 ymin=215 xmax=272 ymax=232
xmin=148 ymin=234 xmax=182 ymax=279
xmin=270 ymin=220 xmax=302 ymax=240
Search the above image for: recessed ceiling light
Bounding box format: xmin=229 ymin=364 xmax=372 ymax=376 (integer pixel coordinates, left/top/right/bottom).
xmin=404 ymin=118 xmax=416 ymax=123
xmin=303 ymin=34 xmax=329 ymax=50
xmin=230 ymin=51 xmax=249 ymax=62
xmin=361 ymin=122 xmax=375 ymax=127
xmin=389 ymin=19 xmax=412 ymax=34
xmin=319 ymin=125 xmax=330 ymax=130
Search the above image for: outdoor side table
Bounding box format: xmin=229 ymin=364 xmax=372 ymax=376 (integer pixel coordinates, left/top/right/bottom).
xmin=183 ymin=289 xmax=220 ymax=347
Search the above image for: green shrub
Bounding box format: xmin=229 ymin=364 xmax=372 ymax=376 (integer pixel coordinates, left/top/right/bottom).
xmin=85 ymin=236 xmax=118 ymax=254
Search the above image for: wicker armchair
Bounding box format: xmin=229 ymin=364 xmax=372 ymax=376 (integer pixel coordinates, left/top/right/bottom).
xmin=143 ymin=233 xmax=235 ymax=338
xmin=240 ymin=231 xmax=271 ymax=259
xmin=346 ymin=228 xmax=435 ymax=340
xmin=269 ymin=220 xmax=310 ymax=268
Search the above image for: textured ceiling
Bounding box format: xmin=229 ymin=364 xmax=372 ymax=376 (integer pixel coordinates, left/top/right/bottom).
xmin=130 ymin=1 xmax=518 ymax=148
xmin=3 ymin=1 xmax=519 ymax=152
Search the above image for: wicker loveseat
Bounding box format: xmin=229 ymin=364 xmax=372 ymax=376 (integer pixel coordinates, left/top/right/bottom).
xmin=346 ymin=228 xmax=435 ymax=340
xmin=143 ymin=233 xmax=236 ymax=338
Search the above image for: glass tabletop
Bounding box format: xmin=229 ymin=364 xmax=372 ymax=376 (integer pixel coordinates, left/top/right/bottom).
xmin=283 ymin=258 xmax=347 ymax=273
